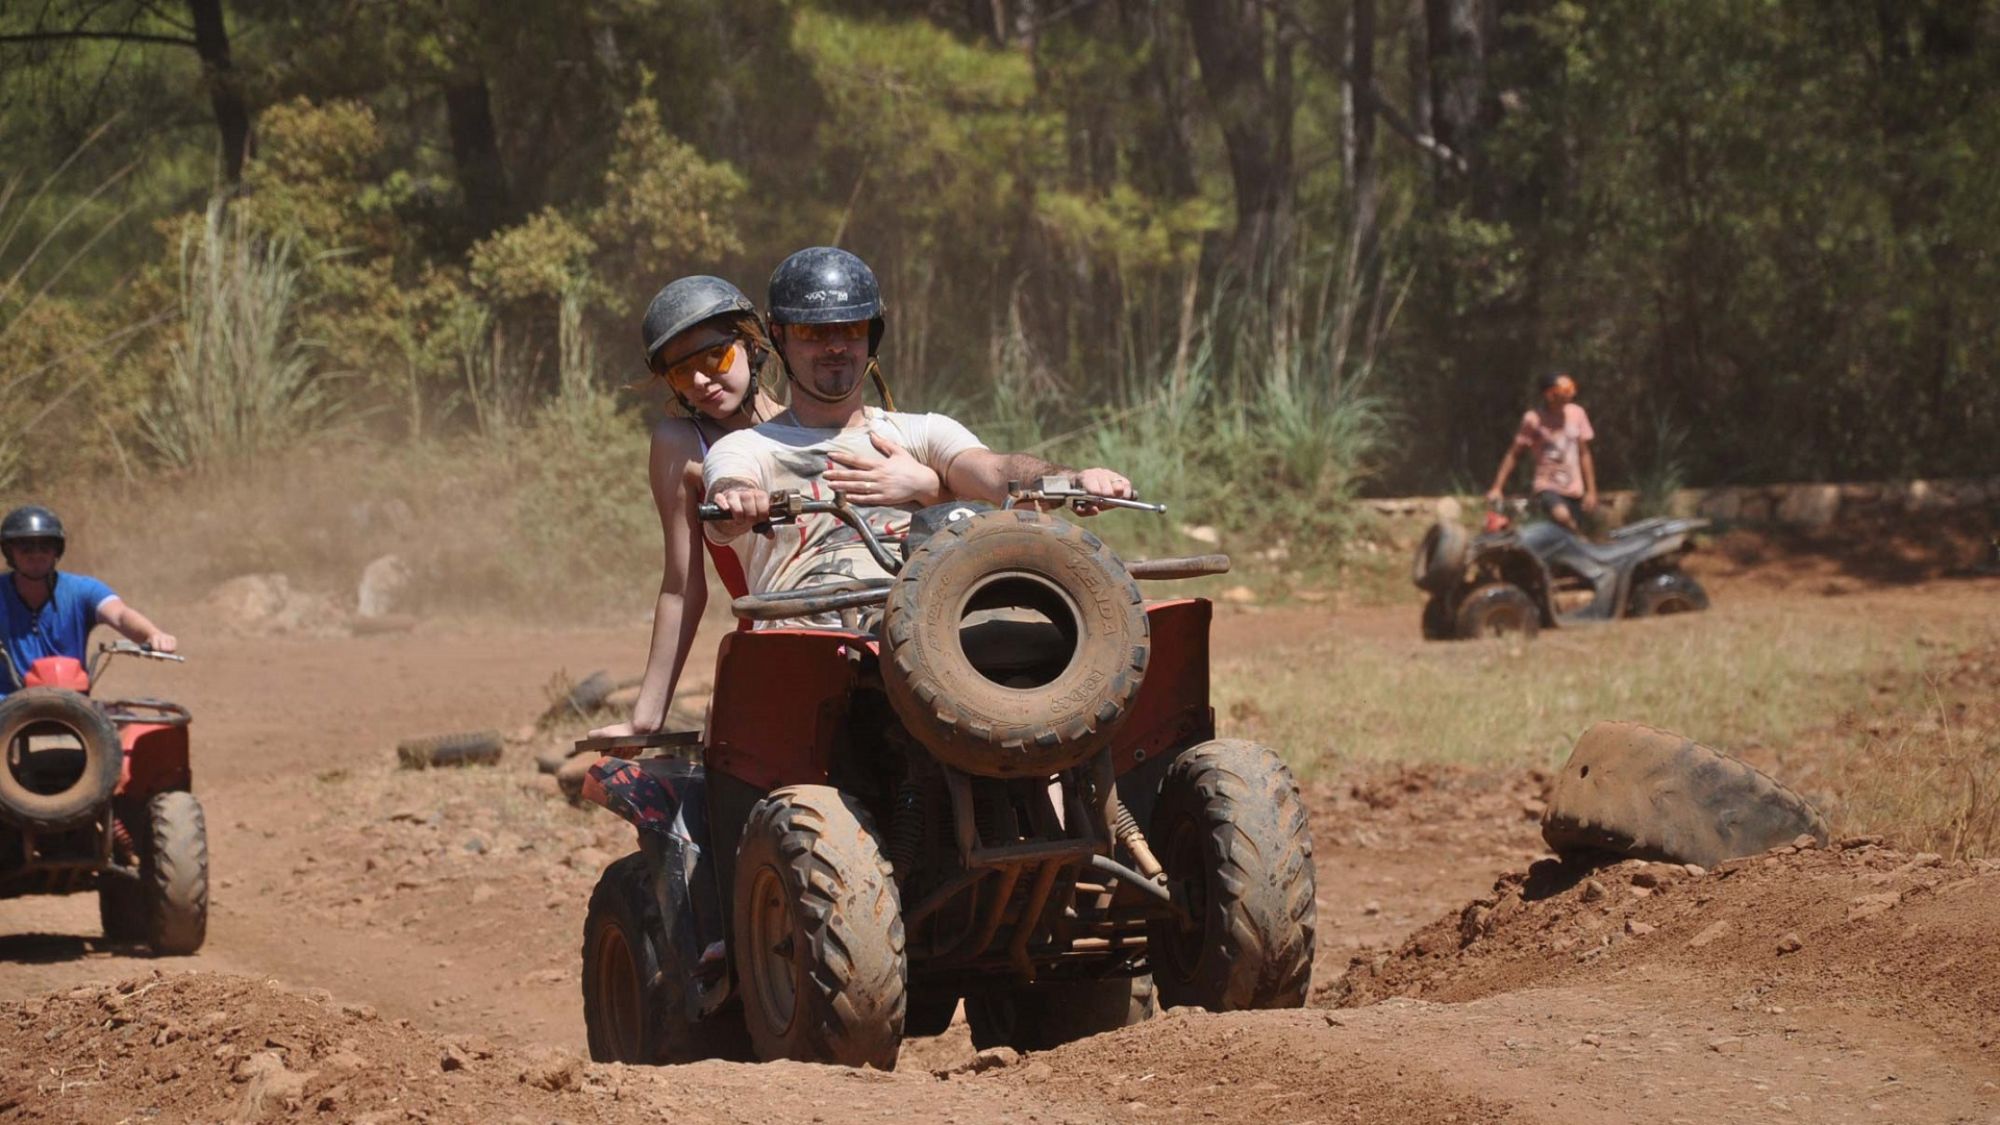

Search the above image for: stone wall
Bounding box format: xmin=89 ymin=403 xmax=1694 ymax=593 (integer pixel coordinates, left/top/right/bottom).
xmin=1363 ymin=475 xmax=2000 ymax=530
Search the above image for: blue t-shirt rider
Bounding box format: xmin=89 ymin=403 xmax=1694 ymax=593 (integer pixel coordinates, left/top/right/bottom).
xmin=0 ymin=506 xmax=177 ymax=694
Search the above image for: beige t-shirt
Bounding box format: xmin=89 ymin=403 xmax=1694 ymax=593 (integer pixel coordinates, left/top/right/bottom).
xmin=702 ymin=407 xmax=986 ymax=607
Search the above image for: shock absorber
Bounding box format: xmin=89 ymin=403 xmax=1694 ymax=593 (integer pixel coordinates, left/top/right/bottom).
xmin=1110 ymin=794 xmax=1164 ymax=879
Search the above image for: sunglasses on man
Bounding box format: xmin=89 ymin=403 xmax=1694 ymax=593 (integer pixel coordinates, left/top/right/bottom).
xmin=782 ymin=321 xmax=869 ymax=344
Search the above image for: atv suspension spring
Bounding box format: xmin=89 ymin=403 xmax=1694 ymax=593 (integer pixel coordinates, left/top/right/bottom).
xmin=1110 ymin=794 xmax=1164 ymax=879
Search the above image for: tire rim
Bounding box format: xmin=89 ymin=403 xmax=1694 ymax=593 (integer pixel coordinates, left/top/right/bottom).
xmin=5 ymin=718 xmax=90 ymax=797
xmin=955 ymin=570 xmax=1084 ymax=690
xmin=744 ymin=865 xmax=800 ymax=1037
xmin=591 ymin=924 xmax=643 ymax=1061
xmin=1482 ymin=605 xmax=1529 ymax=636
xmin=1653 ymin=595 xmax=1693 ymax=615
xmin=1155 ymin=811 xmax=1208 ymax=982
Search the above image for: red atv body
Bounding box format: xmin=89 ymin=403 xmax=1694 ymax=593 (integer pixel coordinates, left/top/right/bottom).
xmin=0 ymin=645 xmax=208 ymax=954
xmin=578 ymin=498 xmax=1316 ymax=1070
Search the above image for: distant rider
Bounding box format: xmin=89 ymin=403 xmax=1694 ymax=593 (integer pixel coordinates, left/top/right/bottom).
xmin=1486 ymin=371 xmax=1598 ymax=533
xmin=703 ymin=247 xmax=1133 ymax=608
xmin=0 ymin=505 xmax=177 ymax=692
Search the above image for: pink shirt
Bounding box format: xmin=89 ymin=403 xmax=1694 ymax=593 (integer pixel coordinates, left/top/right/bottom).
xmin=1514 ymin=403 xmax=1594 ymax=497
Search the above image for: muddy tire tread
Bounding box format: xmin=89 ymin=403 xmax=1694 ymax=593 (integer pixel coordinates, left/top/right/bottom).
xmin=144 ymin=791 xmax=208 ymax=955
xmin=1628 ymin=571 xmax=1710 ymax=617
xmin=1454 ymin=582 xmax=1540 ymax=640
xmin=0 ymin=688 xmax=123 ymax=832
xmin=882 ymin=511 xmax=1148 ymax=777
xmin=1151 ymin=741 xmax=1315 ymax=1011
xmin=736 ymin=786 xmax=906 ymax=1069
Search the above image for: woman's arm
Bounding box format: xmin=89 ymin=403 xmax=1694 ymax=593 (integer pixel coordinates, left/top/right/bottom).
xmin=594 ymin=423 xmax=708 ymax=736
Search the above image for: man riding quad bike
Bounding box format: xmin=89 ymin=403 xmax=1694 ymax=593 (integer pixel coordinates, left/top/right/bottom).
xmin=575 ymin=484 xmax=1316 ymax=1069
xmin=0 ymin=505 xmax=206 ymax=953
xmin=1412 ymin=499 xmax=1711 ymax=640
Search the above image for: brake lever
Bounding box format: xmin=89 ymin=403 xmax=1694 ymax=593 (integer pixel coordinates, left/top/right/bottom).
xmin=1006 ymin=476 xmax=1165 ymax=514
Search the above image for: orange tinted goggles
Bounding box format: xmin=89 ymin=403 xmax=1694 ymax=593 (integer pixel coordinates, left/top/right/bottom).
xmin=656 ymin=339 xmax=741 ymax=391
xmin=783 ymin=320 xmax=869 ymax=343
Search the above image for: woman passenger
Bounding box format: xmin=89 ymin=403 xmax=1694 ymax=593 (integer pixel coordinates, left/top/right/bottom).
xmin=593 ymin=276 xmax=940 ymax=735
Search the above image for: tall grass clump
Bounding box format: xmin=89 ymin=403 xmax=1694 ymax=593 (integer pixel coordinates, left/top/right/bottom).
xmin=1071 ymin=246 xmax=1400 ymax=555
xmin=141 ymin=204 xmax=329 ymax=470
xmin=1630 ymin=413 xmax=1691 ymax=520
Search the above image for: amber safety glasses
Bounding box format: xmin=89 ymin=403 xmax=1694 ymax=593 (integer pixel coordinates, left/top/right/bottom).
xmin=783 ymin=321 xmax=869 ymax=344
xmin=657 ymin=339 xmax=741 ymax=391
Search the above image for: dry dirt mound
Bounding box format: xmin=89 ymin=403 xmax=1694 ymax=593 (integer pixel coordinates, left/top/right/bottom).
xmin=0 ymin=972 xmax=1116 ymax=1123
xmin=1334 ymin=839 xmax=2000 ymax=1056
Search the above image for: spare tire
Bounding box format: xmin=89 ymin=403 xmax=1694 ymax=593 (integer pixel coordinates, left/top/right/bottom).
xmin=1541 ymin=721 xmax=1828 ymax=868
xmin=0 ymin=688 xmax=122 ymax=832
xmin=882 ymin=509 xmax=1148 ymax=779
xmin=1411 ymin=521 xmax=1469 ymax=593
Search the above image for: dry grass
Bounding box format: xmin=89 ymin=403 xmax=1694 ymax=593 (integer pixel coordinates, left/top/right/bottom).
xmin=1213 ymin=597 xmax=2000 ymax=857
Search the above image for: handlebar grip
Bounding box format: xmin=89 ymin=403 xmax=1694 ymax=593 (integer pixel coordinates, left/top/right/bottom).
xmin=696 ymin=503 xmax=726 ymax=521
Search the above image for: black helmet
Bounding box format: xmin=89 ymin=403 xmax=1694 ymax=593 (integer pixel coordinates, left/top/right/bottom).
xmin=641 ymin=276 xmax=758 ymax=370
xmin=768 ymin=247 xmax=885 ymax=354
xmin=1 ymin=505 xmax=65 ymax=563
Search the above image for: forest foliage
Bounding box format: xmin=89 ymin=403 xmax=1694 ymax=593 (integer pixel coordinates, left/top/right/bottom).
xmin=4 ymin=0 xmax=1996 ymax=534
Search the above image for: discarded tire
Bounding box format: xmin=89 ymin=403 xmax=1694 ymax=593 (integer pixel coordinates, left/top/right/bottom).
xmin=733 ymin=786 xmax=906 ymax=1069
xmin=582 ymin=852 xmax=749 ymax=1064
xmin=0 ymin=688 xmax=122 ymax=832
xmin=882 ymin=510 xmax=1149 ymax=779
xmin=1412 ymin=520 xmax=1469 ymax=594
xmin=1455 ymin=582 xmax=1540 ymax=640
xmin=966 ymin=975 xmax=1153 ymax=1051
xmin=144 ymin=790 xmax=209 ymax=955
xmin=1541 ymin=721 xmax=1828 ymax=868
xmin=396 ymin=730 xmax=503 ymax=769
xmin=1628 ymin=571 xmax=1710 ymax=617
xmin=1148 ymin=741 xmax=1315 ymax=1011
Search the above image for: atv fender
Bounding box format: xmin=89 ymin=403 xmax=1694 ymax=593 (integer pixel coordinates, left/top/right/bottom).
xmin=583 ymin=756 xmax=732 ymax=1018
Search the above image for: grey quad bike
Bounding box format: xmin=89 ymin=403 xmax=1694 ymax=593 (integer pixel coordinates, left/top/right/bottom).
xmin=1412 ymin=501 xmax=1712 ymax=640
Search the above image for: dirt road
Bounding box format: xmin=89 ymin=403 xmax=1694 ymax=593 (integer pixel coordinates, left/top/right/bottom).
xmin=3 ymin=579 xmax=1997 ymax=1122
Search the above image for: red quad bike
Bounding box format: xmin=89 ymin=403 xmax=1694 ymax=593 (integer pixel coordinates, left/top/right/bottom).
xmin=576 ymin=482 xmax=1317 ymax=1069
xmin=0 ymin=640 xmax=207 ymax=954
xmin=1412 ymin=499 xmax=1711 ymax=640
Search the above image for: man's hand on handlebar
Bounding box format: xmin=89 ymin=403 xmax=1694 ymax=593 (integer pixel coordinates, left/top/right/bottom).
xmin=1072 ymin=468 xmax=1134 ymax=516
xmin=705 ymin=480 xmax=775 ymax=539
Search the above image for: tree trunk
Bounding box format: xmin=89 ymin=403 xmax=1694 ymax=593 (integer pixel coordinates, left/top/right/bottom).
xmin=1184 ymin=0 xmax=1296 ymax=275
xmin=444 ymin=72 xmax=515 ymax=241
xmin=1345 ymin=0 xmax=1381 ymax=281
xmin=186 ymin=0 xmax=249 ymax=187
xmin=1424 ymin=0 xmax=1492 ymax=172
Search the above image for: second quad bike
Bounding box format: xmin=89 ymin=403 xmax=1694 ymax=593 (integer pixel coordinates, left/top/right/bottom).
xmin=0 ymin=640 xmax=208 ymax=954
xmin=577 ymin=482 xmax=1317 ymax=1069
xmin=1412 ymin=501 xmax=1712 ymax=640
